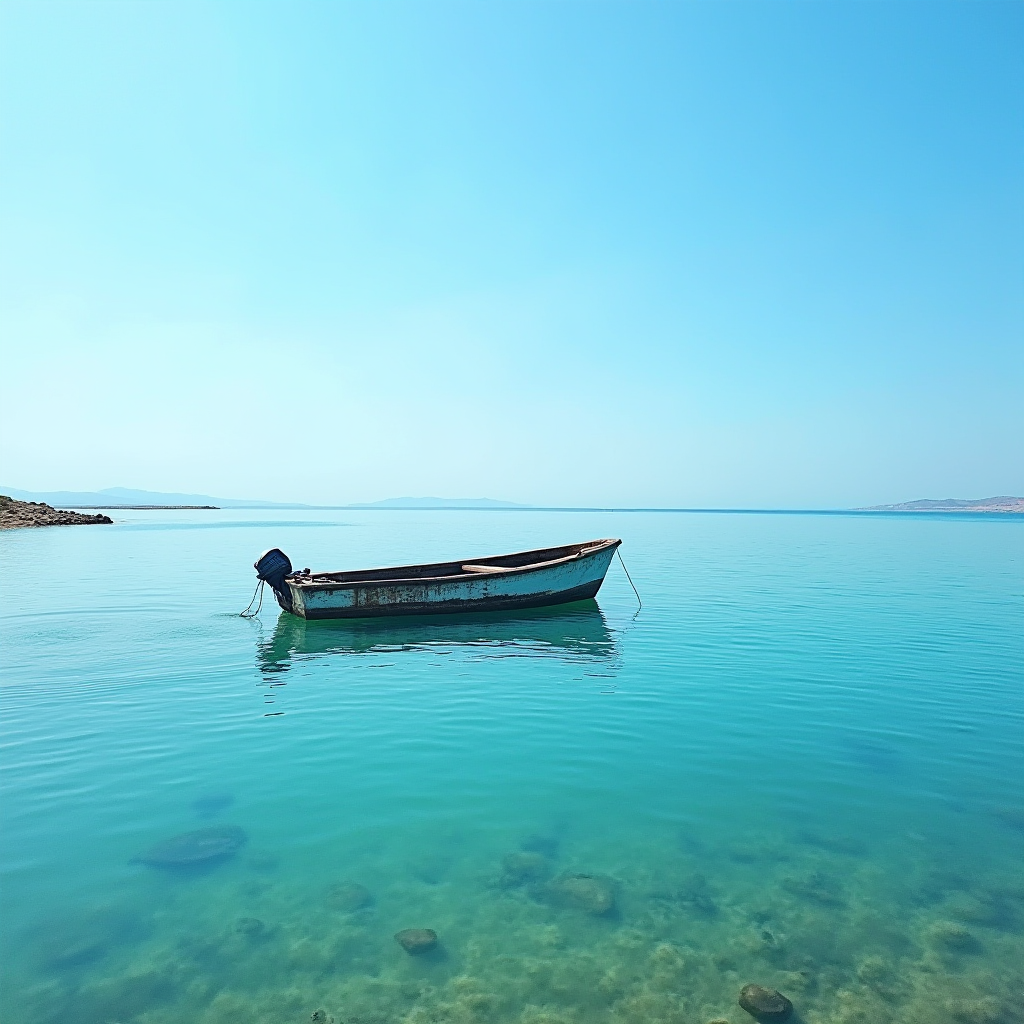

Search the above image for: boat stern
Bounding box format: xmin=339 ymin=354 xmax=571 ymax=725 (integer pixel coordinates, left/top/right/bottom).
xmin=255 ymin=548 xmax=297 ymax=614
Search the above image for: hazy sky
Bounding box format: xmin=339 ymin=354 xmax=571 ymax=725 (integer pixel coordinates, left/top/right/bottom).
xmin=1 ymin=1 xmax=1021 ymax=508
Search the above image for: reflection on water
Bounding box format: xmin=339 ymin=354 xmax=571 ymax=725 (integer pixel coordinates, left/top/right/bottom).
xmin=257 ymin=600 xmax=618 ymax=678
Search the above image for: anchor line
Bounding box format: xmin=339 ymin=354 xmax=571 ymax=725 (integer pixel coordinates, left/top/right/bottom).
xmin=616 ymin=548 xmax=642 ymax=610
xmin=240 ymin=579 xmax=265 ymax=618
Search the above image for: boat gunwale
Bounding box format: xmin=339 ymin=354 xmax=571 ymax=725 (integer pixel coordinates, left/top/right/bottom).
xmin=286 ymin=538 xmax=621 ymax=591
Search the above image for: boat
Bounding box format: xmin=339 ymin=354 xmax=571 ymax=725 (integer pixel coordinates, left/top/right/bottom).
xmin=252 ymin=539 xmax=622 ymax=620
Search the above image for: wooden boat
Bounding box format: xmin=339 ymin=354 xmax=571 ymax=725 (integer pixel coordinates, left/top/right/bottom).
xmin=253 ymin=539 xmax=622 ymax=620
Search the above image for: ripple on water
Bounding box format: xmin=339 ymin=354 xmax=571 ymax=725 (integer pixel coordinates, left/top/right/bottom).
xmin=1 ymin=509 xmax=1021 ymax=1024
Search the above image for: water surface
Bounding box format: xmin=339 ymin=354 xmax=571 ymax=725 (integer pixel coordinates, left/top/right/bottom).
xmin=1 ymin=510 xmax=1022 ymax=1024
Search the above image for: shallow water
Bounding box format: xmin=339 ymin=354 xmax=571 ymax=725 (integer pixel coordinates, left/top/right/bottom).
xmin=1 ymin=509 xmax=1022 ymax=1024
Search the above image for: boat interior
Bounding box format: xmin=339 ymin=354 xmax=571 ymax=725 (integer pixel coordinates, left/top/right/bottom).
xmin=287 ymin=539 xmax=620 ymax=588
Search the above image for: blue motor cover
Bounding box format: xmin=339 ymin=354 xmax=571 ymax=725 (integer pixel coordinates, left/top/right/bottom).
xmin=255 ymin=548 xmax=292 ymax=592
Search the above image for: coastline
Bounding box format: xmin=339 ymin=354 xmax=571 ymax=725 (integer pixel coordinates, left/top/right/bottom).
xmin=0 ymin=495 xmax=113 ymax=531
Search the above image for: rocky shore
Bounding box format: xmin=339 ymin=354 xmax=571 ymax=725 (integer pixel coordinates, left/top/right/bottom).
xmin=0 ymin=495 xmax=113 ymax=530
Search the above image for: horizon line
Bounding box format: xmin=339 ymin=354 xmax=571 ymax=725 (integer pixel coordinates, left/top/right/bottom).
xmin=64 ymin=503 xmax=1024 ymax=516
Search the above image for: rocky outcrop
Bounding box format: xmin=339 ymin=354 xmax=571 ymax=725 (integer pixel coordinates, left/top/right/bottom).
xmin=0 ymin=495 xmax=112 ymax=530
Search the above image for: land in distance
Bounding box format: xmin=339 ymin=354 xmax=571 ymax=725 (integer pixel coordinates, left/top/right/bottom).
xmin=859 ymin=496 xmax=1023 ymax=513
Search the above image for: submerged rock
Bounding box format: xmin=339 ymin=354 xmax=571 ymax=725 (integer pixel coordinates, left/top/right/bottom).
xmin=549 ymin=873 xmax=616 ymax=915
xmin=738 ymin=984 xmax=793 ymax=1022
xmin=327 ymin=881 xmax=373 ymax=911
xmin=310 ymin=1010 xmax=335 ymax=1024
xmin=501 ymin=851 xmax=550 ymax=886
xmin=395 ymin=928 xmax=438 ymax=954
xmin=235 ymin=917 xmax=265 ymax=937
xmin=132 ymin=825 xmax=248 ymax=868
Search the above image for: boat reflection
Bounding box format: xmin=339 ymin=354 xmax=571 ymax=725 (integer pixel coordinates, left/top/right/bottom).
xmin=257 ymin=600 xmax=618 ymax=678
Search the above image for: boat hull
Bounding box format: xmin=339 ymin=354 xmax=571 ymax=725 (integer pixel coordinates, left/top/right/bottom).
xmin=272 ymin=540 xmax=621 ymax=620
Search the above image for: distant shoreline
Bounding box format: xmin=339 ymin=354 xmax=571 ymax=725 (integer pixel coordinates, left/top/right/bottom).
xmin=857 ymin=497 xmax=1024 ymax=513
xmin=63 ymin=505 xmax=1022 ymax=515
xmin=73 ymin=505 xmax=219 ymax=510
xmin=4 ymin=487 xmax=1022 ymax=517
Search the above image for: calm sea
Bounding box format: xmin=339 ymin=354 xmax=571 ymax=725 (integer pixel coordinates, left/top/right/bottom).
xmin=1 ymin=509 xmax=1022 ymax=1024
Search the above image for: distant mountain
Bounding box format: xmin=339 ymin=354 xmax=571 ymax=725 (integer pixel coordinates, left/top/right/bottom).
xmin=0 ymin=487 xmax=525 ymax=511
xmin=860 ymin=496 xmax=1024 ymax=513
xmin=0 ymin=486 xmax=303 ymax=509
xmin=346 ymin=497 xmax=526 ymax=509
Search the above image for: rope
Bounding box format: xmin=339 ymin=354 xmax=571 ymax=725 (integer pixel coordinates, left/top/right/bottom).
xmin=616 ymin=548 xmax=642 ymax=611
xmin=240 ymin=579 xmax=265 ymax=618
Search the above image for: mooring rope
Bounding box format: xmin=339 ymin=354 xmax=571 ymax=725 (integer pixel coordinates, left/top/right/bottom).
xmin=616 ymin=548 xmax=642 ymax=610
xmin=240 ymin=579 xmax=265 ymax=618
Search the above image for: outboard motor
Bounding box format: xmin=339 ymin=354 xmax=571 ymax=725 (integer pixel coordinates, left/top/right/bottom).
xmin=255 ymin=548 xmax=292 ymax=593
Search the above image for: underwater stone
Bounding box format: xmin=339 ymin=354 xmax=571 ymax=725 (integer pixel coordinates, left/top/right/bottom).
xmin=501 ymin=851 xmax=550 ymax=885
xmin=235 ymin=917 xmax=264 ymax=936
xmin=738 ymin=984 xmax=793 ymax=1022
xmin=549 ymin=872 xmax=616 ymax=915
xmin=310 ymin=1010 xmax=335 ymax=1024
xmin=327 ymin=881 xmax=373 ymax=911
xmin=395 ymin=928 xmax=438 ymax=954
xmin=132 ymin=825 xmax=248 ymax=868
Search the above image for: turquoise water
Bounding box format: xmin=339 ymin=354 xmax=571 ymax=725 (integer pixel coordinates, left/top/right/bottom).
xmin=1 ymin=509 xmax=1022 ymax=1024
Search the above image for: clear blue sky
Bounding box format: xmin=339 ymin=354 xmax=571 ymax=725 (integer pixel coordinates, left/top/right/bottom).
xmin=1 ymin=1 xmax=1021 ymax=507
